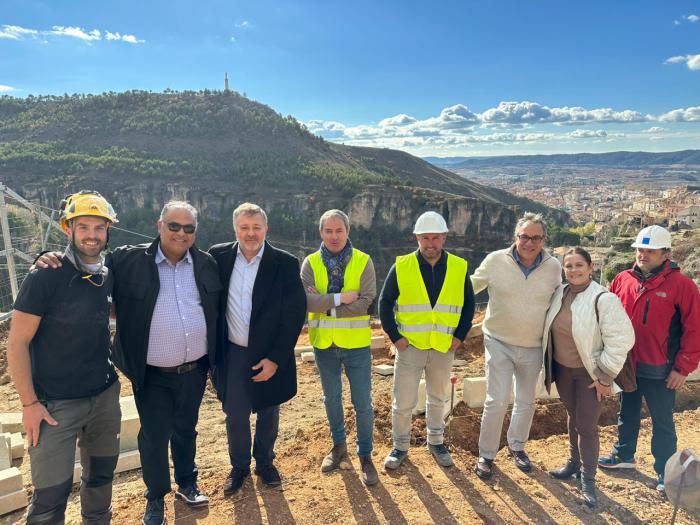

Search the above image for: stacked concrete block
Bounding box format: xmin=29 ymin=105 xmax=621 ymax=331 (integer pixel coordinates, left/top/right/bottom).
xmin=9 ymin=433 xmax=23 ymax=460
xmin=688 ymin=367 xmax=700 ymax=382
xmin=295 ymin=345 xmax=313 ymax=357
xmin=0 ymin=467 xmax=26 ymax=516
xmin=370 ymin=336 xmax=385 ymax=350
xmin=372 ymin=364 xmax=394 ymax=376
xmin=301 ymin=352 xmax=315 ymax=363
xmin=0 ymin=435 xmax=11 ymax=471
xmin=0 ymin=413 xmax=23 ymax=434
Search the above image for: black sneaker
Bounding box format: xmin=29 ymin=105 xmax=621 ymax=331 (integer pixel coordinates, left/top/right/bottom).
xmin=175 ymin=484 xmax=209 ymax=507
xmin=223 ymin=467 xmax=250 ymax=495
xmin=475 ymin=457 xmax=494 ymax=480
xmin=254 ymin=464 xmax=282 ymax=487
xmin=508 ymin=447 xmax=532 ymax=473
xmin=142 ymin=498 xmax=165 ymax=525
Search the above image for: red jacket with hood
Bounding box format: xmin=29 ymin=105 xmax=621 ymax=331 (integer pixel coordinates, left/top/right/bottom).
xmin=610 ymin=260 xmax=700 ymax=379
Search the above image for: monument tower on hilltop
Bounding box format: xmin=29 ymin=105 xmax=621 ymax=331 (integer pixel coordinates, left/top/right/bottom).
xmin=224 ymin=72 xmax=230 ymax=92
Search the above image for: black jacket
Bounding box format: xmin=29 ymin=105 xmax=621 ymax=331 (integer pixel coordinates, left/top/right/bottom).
xmin=109 ymin=237 xmax=222 ymax=390
xmin=209 ymin=241 xmax=306 ymax=411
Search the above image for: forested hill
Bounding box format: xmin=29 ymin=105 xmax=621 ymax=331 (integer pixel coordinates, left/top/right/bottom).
xmin=0 ymin=90 xmax=566 ymax=276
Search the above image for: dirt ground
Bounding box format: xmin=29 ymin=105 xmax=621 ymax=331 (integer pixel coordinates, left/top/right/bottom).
xmin=1 ymin=323 xmax=699 ymax=525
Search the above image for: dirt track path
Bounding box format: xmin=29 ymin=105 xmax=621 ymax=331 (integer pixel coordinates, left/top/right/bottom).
xmin=1 ymin=328 xmax=699 ymax=524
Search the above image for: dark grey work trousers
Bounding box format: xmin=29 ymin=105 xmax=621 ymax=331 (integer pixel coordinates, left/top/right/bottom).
xmin=553 ymin=361 xmax=602 ymax=480
xmin=27 ymin=380 xmax=121 ymax=525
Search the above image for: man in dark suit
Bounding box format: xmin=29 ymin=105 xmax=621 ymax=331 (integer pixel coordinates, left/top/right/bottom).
xmin=209 ymin=202 xmax=306 ymax=494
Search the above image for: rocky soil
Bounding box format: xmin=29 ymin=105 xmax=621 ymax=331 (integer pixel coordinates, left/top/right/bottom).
xmin=1 ymin=324 xmax=699 ymax=524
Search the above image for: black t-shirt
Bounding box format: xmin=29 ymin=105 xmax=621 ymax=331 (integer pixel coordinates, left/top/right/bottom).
xmin=14 ymin=261 xmax=117 ymax=400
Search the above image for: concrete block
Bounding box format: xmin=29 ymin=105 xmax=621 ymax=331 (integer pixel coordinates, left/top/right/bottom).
xmin=688 ymin=367 xmax=700 ymax=382
xmin=119 ymin=396 xmax=140 ymax=453
xmin=463 ymin=377 xmax=486 ymax=408
xmin=467 ymin=323 xmax=483 ymax=339
xmin=295 ymin=345 xmax=313 ymax=357
xmin=0 ymin=413 xmax=23 ymax=435
xmin=536 ymin=380 xmax=559 ymax=400
xmin=0 ymin=467 xmax=22 ymax=494
xmin=301 ymin=352 xmax=315 ymax=363
xmin=372 ymin=364 xmax=394 ymax=376
xmin=73 ymin=449 xmax=141 ymax=484
xmin=9 ymin=433 xmax=23 ymax=460
xmin=0 ymin=436 xmax=11 ymax=471
xmin=0 ymin=489 xmax=27 ymax=516
xmin=452 ymin=359 xmax=468 ymax=367
xmin=371 ymin=336 xmax=385 ymax=350
xmin=413 ymin=379 xmax=427 ymax=415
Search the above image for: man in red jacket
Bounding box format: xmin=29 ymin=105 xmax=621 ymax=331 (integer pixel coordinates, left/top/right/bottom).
xmin=599 ymin=225 xmax=700 ymax=492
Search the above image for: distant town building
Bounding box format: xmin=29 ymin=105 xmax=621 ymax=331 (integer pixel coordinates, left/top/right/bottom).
xmin=677 ymin=205 xmax=700 ymax=229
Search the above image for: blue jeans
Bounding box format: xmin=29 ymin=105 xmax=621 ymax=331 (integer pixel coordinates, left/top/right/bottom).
xmin=314 ymin=346 xmax=374 ymax=456
xmin=613 ymin=376 xmax=677 ymax=476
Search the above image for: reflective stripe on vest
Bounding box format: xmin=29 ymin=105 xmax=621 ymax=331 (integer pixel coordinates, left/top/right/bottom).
xmin=395 ymin=252 xmax=468 ymax=353
xmin=308 ymin=248 xmax=371 ymax=349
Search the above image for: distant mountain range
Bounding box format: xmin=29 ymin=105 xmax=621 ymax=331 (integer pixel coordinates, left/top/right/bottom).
xmin=425 ymin=150 xmax=700 ymax=169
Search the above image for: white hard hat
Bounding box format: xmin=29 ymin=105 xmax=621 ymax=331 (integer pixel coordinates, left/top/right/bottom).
xmin=631 ymin=225 xmax=672 ymax=249
xmin=413 ymin=211 xmax=448 ymax=234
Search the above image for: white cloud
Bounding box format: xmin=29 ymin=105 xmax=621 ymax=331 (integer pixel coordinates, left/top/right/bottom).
xmin=0 ymin=24 xmax=39 ymax=39
xmin=687 ymin=14 xmax=699 ymax=23
xmin=659 ymin=106 xmax=700 ymax=122
xmin=567 ymin=129 xmax=608 ymax=139
xmin=0 ymin=84 xmax=16 ymax=92
xmin=51 ymin=26 xmax=101 ymax=41
xmin=0 ymin=24 xmax=143 ymax=44
xmin=665 ymin=54 xmax=700 ymax=70
xmin=236 ymin=21 xmax=253 ymax=29
xmin=642 ymin=126 xmax=666 ymax=134
xmin=229 ymin=36 xmax=237 ymax=43
xmin=105 ymin=31 xmax=144 ymax=44
xmin=479 ymin=100 xmax=649 ymax=127
xmin=379 ymin=114 xmax=417 ymax=127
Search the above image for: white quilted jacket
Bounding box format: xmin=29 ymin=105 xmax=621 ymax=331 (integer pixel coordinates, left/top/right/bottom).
xmin=542 ymin=280 xmax=635 ymax=390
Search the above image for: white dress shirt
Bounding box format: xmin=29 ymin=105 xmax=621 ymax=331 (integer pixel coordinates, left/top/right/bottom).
xmin=227 ymin=243 xmax=264 ymax=347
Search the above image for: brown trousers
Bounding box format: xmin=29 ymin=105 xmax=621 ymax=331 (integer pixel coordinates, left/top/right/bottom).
xmin=553 ymin=361 xmax=602 ymax=480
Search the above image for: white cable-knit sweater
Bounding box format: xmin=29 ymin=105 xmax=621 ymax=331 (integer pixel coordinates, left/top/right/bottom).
xmin=471 ymin=246 xmax=562 ymax=348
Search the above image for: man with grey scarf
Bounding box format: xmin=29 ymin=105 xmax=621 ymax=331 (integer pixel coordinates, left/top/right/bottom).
xmin=301 ymin=209 xmax=378 ymax=485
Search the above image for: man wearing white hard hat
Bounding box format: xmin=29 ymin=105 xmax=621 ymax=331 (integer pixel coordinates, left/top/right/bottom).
xmin=379 ymin=211 xmax=475 ymax=470
xmin=471 ymin=212 xmax=562 ymax=480
xmin=599 ymin=225 xmax=700 ymax=493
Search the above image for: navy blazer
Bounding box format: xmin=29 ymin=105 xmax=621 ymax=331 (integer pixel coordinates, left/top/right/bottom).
xmin=208 ymin=240 xmax=306 ymax=411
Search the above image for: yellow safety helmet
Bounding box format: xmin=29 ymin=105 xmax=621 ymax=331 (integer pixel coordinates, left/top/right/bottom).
xmin=59 ymin=190 xmax=118 ymax=233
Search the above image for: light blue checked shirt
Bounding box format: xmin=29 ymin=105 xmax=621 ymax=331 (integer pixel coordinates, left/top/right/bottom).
xmin=146 ymin=245 xmax=208 ymax=367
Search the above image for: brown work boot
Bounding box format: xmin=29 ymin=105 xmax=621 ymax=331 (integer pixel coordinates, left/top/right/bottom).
xmin=321 ymin=443 xmax=348 ymax=472
xmin=359 ymin=455 xmax=378 ymax=486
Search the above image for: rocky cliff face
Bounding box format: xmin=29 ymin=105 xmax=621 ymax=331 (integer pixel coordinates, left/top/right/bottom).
xmin=10 ymin=176 xmax=518 ymax=282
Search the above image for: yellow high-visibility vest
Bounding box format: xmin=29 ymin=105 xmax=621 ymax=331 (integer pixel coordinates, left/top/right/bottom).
xmin=308 ymin=248 xmax=371 ymax=349
xmin=395 ymin=251 xmax=468 ymax=353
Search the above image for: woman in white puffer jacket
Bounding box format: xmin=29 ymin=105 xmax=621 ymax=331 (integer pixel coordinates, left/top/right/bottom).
xmin=542 ymin=247 xmax=634 ymax=508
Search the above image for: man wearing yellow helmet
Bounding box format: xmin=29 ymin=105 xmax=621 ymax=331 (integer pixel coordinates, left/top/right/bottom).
xmin=7 ymin=190 xmax=121 ymax=525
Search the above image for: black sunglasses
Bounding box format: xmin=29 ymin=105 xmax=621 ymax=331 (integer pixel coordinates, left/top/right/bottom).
xmin=166 ymin=222 xmax=196 ymax=234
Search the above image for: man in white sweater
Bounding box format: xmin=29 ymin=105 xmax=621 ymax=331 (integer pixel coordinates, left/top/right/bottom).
xmin=471 ymin=212 xmax=562 ymax=480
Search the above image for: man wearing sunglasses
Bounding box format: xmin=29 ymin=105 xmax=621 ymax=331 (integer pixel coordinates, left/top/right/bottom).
xmin=470 ymin=212 xmax=561 ymax=480
xmin=36 ymin=200 xmax=222 ymax=525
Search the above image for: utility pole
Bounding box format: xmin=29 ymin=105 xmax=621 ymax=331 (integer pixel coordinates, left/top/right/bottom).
xmin=0 ymin=183 xmax=19 ymax=301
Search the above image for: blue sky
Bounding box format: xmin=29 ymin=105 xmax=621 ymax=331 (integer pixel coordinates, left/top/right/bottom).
xmin=1 ymin=0 xmax=699 ymax=156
